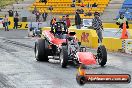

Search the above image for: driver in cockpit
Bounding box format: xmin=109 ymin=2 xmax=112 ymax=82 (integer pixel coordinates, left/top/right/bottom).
xmin=54 ymin=23 xmax=63 ymax=38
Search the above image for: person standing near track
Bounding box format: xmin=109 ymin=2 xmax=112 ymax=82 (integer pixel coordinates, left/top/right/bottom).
xmin=116 ymin=13 xmax=129 ymax=29
xmin=75 ymin=11 xmax=81 ymax=29
xmin=50 ymin=17 xmax=56 ymax=33
xmin=13 ymin=15 xmax=19 ymax=30
xmin=92 ymin=12 xmax=103 ymax=45
xmin=61 ymin=16 xmax=66 ymax=24
xmin=14 ymin=11 xmax=19 ymax=17
xmin=66 ymin=15 xmax=71 ymax=28
xmin=42 ymin=10 xmax=48 ymax=21
xmin=3 ymin=15 xmax=9 ymax=31
xmin=36 ymin=11 xmax=40 ymax=22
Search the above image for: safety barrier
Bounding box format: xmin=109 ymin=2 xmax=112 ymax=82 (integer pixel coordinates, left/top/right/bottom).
xmin=69 ymin=28 xmax=98 ymax=49
xmin=8 ymin=22 xmax=28 ymax=30
xmin=8 ymin=17 xmax=28 ymax=30
xmin=102 ymin=37 xmax=122 ymax=52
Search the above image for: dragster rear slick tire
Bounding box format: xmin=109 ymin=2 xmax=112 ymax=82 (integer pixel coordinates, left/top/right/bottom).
xmin=97 ymin=45 xmax=107 ymax=67
xmin=60 ymin=46 xmax=68 ymax=68
xmin=35 ymin=39 xmax=49 ymax=62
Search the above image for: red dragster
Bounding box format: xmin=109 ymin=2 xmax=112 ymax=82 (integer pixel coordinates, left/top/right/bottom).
xmin=34 ymin=22 xmax=107 ymax=68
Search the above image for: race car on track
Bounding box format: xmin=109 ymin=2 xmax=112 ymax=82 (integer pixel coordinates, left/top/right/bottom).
xmin=34 ymin=22 xmax=107 ymax=68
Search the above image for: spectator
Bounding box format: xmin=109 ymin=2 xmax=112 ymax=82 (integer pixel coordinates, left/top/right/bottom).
xmin=15 ymin=11 xmax=19 ymax=17
xmin=40 ymin=0 xmax=47 ymax=4
xmin=80 ymin=2 xmax=86 ymax=7
xmin=45 ymin=0 xmax=47 ymax=4
xmin=87 ymin=3 xmax=91 ymax=8
xmin=8 ymin=10 xmax=14 ymax=17
xmin=75 ymin=11 xmax=81 ymax=29
xmin=125 ymin=8 xmax=130 ymax=15
xmin=33 ymin=6 xmax=37 ymax=14
xmin=50 ymin=17 xmax=56 ymax=26
xmin=71 ymin=3 xmax=75 ymax=7
xmin=78 ymin=0 xmax=81 ymax=3
xmin=92 ymin=12 xmax=103 ymax=44
xmin=80 ymin=8 xmax=84 ymax=14
xmin=62 ymin=16 xmax=65 ymax=21
xmin=42 ymin=11 xmax=48 ymax=21
xmin=49 ymin=6 xmax=53 ymax=11
xmin=84 ymin=11 xmax=92 ymax=16
xmin=3 ymin=15 xmax=9 ymax=31
xmin=92 ymin=3 xmax=98 ymax=8
xmin=87 ymin=11 xmax=92 ymax=16
xmin=71 ymin=0 xmax=76 ymax=7
xmin=76 ymin=9 xmax=83 ymax=14
xmin=61 ymin=15 xmax=68 ymax=32
xmin=44 ymin=0 xmax=47 ymax=4
xmin=72 ymin=0 xmax=75 ymax=4
xmin=35 ymin=11 xmax=40 ymax=22
xmin=66 ymin=15 xmax=71 ymax=28
xmin=77 ymin=9 xmax=80 ymax=13
xmin=61 ymin=16 xmax=67 ymax=24
xmin=13 ymin=15 xmax=19 ymax=30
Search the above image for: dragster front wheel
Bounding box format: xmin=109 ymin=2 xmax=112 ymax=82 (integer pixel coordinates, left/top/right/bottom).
xmin=97 ymin=45 xmax=107 ymax=66
xmin=35 ymin=39 xmax=49 ymax=61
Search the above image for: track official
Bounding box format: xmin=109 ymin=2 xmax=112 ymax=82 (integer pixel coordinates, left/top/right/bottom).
xmin=116 ymin=13 xmax=129 ymax=29
xmin=92 ymin=12 xmax=103 ymax=45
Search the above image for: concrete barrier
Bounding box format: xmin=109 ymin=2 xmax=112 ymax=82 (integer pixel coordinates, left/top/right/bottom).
xmin=69 ymin=29 xmax=98 ymax=49
xmin=102 ymin=37 xmax=122 ymax=52
xmin=7 ymin=17 xmax=28 ymax=30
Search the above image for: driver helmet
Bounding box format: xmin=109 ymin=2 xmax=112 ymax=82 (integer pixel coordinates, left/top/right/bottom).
xmin=68 ymin=31 xmax=76 ymax=41
xmin=57 ymin=23 xmax=62 ymax=31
